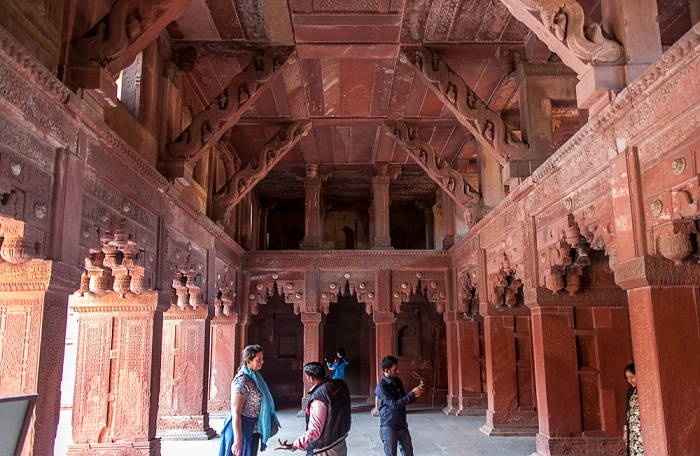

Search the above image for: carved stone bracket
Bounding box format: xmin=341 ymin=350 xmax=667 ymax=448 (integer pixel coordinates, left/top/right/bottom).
xmin=211 ymin=121 xmax=312 ymax=226
xmin=488 ymin=252 xmax=523 ymax=309
xmin=657 ymin=218 xmax=697 ymax=266
xmin=72 ymin=0 xmax=191 ymax=75
xmin=248 ymin=276 xmax=303 ymax=315
xmin=401 ymin=47 xmax=528 ymax=164
xmin=213 ymin=268 xmax=237 ymax=317
xmin=547 ymin=1 xmax=623 ymax=64
xmin=171 ymin=255 xmax=203 ymax=311
xmin=319 ymin=271 xmax=376 ymax=315
xmin=388 ymin=121 xmax=482 ymax=212
xmin=457 ymin=269 xmax=479 ymax=319
xmin=0 ymin=219 xmax=38 ymax=265
xmin=540 ymin=216 xmax=591 ymax=295
xmin=165 ymin=47 xmax=294 ymax=182
xmin=391 ymin=271 xmax=447 ymax=314
xmin=74 ymin=224 xmax=148 ymax=298
xmin=499 ymin=0 xmax=622 ymax=74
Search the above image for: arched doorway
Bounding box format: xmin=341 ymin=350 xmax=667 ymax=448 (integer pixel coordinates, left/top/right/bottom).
xmin=323 ymin=286 xmax=371 ymax=397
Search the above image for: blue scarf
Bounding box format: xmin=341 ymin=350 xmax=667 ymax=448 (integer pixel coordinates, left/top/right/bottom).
xmin=242 ymin=365 xmax=280 ymax=451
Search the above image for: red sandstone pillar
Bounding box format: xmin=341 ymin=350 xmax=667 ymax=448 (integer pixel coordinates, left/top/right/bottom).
xmin=300 ymin=311 xmax=322 ymax=409
xmin=480 ymin=312 xmax=538 ymax=436
xmin=442 ymin=194 xmax=456 ymax=250
xmin=157 ymin=304 xmax=215 ymax=439
xmin=0 ymin=258 xmax=76 ymax=456
xmin=601 ymin=0 xmax=662 ymax=83
xmin=301 ymin=163 xmax=322 ymax=249
xmin=208 ymin=306 xmax=239 ymax=415
xmin=68 ymin=290 xmax=169 ymax=455
xmin=443 ymin=312 xmax=485 ymax=416
xmin=371 ymin=165 xmax=392 ymax=249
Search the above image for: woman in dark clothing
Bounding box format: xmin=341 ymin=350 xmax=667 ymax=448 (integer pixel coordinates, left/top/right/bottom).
xmin=623 ymin=363 xmax=643 ymax=456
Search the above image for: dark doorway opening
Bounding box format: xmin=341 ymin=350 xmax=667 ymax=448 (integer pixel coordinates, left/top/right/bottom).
xmin=323 ymin=285 xmax=371 ymax=397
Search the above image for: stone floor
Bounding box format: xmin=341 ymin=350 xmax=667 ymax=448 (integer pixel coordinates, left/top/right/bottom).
xmin=55 ymin=404 xmax=536 ymax=455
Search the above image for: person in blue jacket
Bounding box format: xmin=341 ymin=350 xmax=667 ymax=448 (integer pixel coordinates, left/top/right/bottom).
xmin=326 ymin=347 xmax=349 ymax=380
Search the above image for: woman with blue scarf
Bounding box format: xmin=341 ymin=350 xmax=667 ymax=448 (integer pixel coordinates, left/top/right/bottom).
xmin=219 ymin=345 xmax=281 ymax=456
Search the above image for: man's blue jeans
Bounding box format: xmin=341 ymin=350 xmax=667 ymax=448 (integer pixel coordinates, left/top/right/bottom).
xmin=379 ymin=426 xmax=414 ymax=456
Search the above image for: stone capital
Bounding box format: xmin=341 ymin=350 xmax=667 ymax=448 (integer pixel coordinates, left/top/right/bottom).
xmin=372 ymin=311 xmax=396 ymax=325
xmin=614 ymin=255 xmax=700 ymax=290
xmin=300 ymin=311 xmax=322 ymax=325
xmin=69 ymin=290 xmax=171 ymax=314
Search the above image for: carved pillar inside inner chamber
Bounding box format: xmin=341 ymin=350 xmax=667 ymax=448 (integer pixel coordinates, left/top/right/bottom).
xmin=208 ymin=310 xmax=239 ymax=416
xmin=443 ymin=312 xmax=485 ymax=416
xmin=0 ymin=258 xmax=78 ymax=456
xmin=480 ymin=310 xmax=538 ymax=436
xmin=157 ymin=304 xmax=216 ymax=440
xmin=300 ymin=311 xmax=322 ymax=409
xmin=442 ymin=194 xmax=456 ymax=250
xmin=371 ymin=168 xmax=392 ymax=249
xmin=301 ymin=164 xmax=322 ymax=250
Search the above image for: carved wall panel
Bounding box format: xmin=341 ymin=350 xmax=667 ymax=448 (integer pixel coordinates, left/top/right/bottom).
xmin=319 ymin=270 xmax=376 ymax=315
xmin=391 ymin=269 xmax=448 ymax=314
xmin=247 ymin=271 xmax=305 ymax=315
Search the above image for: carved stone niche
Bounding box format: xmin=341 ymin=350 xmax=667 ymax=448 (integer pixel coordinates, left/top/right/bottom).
xmin=488 ymin=252 xmax=523 ymax=308
xmin=248 ymin=274 xmax=303 ymax=315
xmin=540 ymin=217 xmax=592 ymax=295
xmin=0 ymin=218 xmax=39 ymax=264
xmin=391 ymin=271 xmax=447 ymax=314
xmin=657 ymin=218 xmax=698 ymax=266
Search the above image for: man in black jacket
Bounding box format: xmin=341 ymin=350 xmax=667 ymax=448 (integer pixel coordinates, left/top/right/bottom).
xmin=280 ymin=362 xmax=351 ymax=455
xmin=375 ymin=355 xmax=424 ymax=456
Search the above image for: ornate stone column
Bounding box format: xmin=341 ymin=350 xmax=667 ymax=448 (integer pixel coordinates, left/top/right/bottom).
xmin=479 ymin=308 xmax=538 ymax=436
xmin=68 ymin=235 xmax=169 ymax=455
xmin=371 ymin=164 xmax=392 ymax=249
xmin=157 ymin=264 xmax=215 ymax=440
xmin=0 ymin=252 xmax=78 ymax=456
xmin=301 ymin=162 xmax=322 ymax=249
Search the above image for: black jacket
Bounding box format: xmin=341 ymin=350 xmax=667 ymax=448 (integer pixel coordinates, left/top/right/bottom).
xmin=305 ymin=379 xmax=351 ymax=454
xmin=375 ymin=375 xmax=416 ymax=430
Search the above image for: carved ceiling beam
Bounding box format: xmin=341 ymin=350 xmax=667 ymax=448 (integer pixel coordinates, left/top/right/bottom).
xmin=498 ymin=0 xmax=623 ymax=75
xmin=72 ymin=0 xmax=191 ymax=75
xmin=401 ymin=47 xmax=528 ymax=165
xmin=211 ymin=121 xmax=312 ymax=225
xmin=386 ymin=121 xmax=481 ymax=212
xmin=164 ymin=47 xmax=294 ymax=184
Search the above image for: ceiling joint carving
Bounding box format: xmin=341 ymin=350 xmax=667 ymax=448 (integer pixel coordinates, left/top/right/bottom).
xmin=387 ymin=121 xmax=482 ymax=211
xmin=211 ymin=121 xmax=311 ymax=226
xmin=72 ymin=0 xmax=191 ymax=75
xmin=164 ymin=47 xmax=294 ymax=184
xmin=401 ymin=46 xmax=529 ymax=165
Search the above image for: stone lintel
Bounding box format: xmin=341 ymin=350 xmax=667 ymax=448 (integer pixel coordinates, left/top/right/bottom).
xmin=523 ymin=286 xmax=628 ymax=308
xmin=479 ymin=303 xmax=531 ymax=317
xmin=163 ymin=303 xmax=211 ymax=320
xmin=67 ymin=439 xmax=161 ymax=456
xmin=614 ymin=255 xmax=700 ymax=290
xmin=502 ymin=159 xmax=546 ymax=182
xmin=69 ymin=290 xmax=171 ymax=313
xmin=0 ymin=260 xmax=81 ymax=293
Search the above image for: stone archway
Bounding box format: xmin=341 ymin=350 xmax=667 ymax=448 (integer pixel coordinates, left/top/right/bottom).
xmin=323 ymin=293 xmax=371 ymax=396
